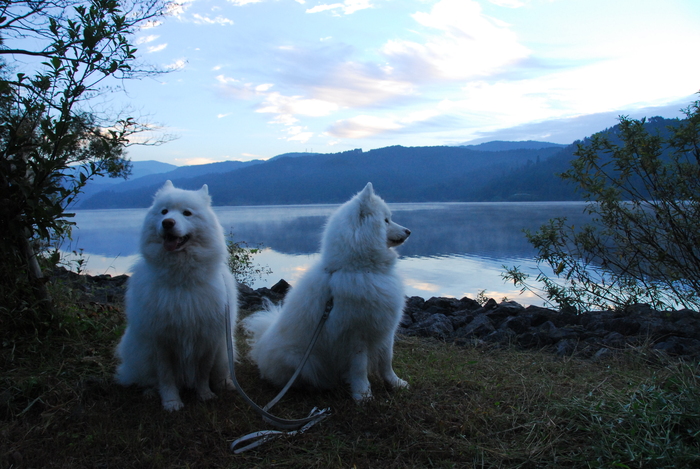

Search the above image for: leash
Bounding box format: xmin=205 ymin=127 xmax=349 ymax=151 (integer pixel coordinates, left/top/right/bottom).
xmin=224 ymin=288 xmax=332 ymax=453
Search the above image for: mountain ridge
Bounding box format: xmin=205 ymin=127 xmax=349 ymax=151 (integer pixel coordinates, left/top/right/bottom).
xmin=76 ymin=118 xmax=681 ymax=209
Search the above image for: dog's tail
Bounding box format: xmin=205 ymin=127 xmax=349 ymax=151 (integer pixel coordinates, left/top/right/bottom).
xmin=241 ymin=298 xmax=281 ymax=345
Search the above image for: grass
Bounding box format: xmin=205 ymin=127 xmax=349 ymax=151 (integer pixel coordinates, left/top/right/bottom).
xmin=2 ymin=279 xmax=700 ymax=468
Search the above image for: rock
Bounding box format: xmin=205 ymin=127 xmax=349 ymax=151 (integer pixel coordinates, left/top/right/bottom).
xmin=399 ymin=312 xmax=414 ymax=328
xmin=424 ymin=297 xmax=463 ymax=314
xmin=602 ymin=331 xmax=626 ymax=348
xmin=50 ymin=269 xmax=700 ymax=361
xmin=449 ymin=310 xmax=475 ymax=330
xmin=516 ymin=331 xmax=541 ymax=348
xmin=411 ymin=314 xmax=454 ymax=340
xmin=606 ymin=317 xmax=641 ymax=336
xmin=458 ymin=297 xmax=482 ymax=312
xmin=483 ymin=329 xmax=516 ymax=344
xmin=454 ymin=314 xmax=495 ymax=339
xmin=556 ymin=339 xmax=576 ymax=357
xmin=593 ymin=347 xmax=613 ymax=361
xmin=500 ymin=315 xmax=531 ymax=334
xmin=270 ymin=279 xmax=290 ymax=296
xmin=524 ymin=305 xmax=558 ymax=327
xmin=238 ymin=283 xmax=263 ymax=310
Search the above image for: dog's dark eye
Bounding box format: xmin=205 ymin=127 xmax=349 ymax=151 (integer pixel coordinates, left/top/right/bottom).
xmin=183 ymin=210 xmax=192 ymax=216
xmin=385 ymin=218 xmax=390 ymax=224
xmin=161 ymin=209 xmax=168 ymax=215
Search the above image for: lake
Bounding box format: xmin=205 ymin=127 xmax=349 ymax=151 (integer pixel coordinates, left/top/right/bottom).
xmin=63 ymin=202 xmax=593 ymax=306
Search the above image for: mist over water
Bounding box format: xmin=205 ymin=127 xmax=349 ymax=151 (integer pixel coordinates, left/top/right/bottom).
xmin=65 ymin=202 xmax=592 ymax=305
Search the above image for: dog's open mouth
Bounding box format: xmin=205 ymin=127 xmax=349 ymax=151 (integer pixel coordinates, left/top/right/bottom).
xmin=387 ymin=238 xmax=405 ymax=247
xmin=163 ymin=234 xmax=190 ymax=252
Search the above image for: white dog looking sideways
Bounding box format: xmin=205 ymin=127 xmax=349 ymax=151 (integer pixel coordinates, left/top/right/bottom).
xmin=114 ymin=181 xmax=237 ymax=411
xmin=243 ymin=182 xmax=411 ymax=401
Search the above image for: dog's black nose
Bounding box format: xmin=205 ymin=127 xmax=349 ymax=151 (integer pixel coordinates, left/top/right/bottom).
xmin=162 ymin=218 xmax=175 ymax=230
xmin=405 ymin=229 xmax=411 ymax=236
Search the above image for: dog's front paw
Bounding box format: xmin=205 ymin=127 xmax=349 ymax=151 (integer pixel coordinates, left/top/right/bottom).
xmin=197 ymin=388 xmax=217 ymax=402
xmin=352 ymin=389 xmax=373 ymax=402
xmin=162 ymin=398 xmax=184 ymax=412
xmin=391 ymin=378 xmax=409 ymax=390
xmin=221 ymin=378 xmax=235 ymax=391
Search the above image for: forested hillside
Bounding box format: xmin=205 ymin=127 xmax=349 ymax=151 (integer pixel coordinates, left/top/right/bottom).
xmin=77 ymin=117 xmax=682 ymax=208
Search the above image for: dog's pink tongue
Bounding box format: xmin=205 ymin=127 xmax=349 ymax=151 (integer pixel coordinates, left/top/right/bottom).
xmin=163 ymin=237 xmax=180 ymax=252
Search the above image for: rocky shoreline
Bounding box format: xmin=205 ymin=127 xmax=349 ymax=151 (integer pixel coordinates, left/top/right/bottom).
xmin=55 ymin=269 xmax=700 ymax=360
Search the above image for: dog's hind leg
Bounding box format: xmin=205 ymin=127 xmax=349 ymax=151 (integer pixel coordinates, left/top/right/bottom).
xmin=347 ymin=348 xmax=372 ymax=401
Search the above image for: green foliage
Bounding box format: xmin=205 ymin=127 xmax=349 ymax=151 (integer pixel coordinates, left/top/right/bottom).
xmin=504 ymin=98 xmax=700 ymax=311
xmin=226 ymin=233 xmax=272 ymax=287
xmin=0 ymin=0 xmax=168 ymax=323
xmin=560 ymin=366 xmax=700 ymax=468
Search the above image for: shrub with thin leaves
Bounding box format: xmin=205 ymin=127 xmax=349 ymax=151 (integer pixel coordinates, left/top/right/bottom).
xmin=226 ymin=233 xmax=272 ymax=287
xmin=0 ymin=0 xmax=169 ymax=326
xmin=504 ymin=97 xmax=700 ymax=311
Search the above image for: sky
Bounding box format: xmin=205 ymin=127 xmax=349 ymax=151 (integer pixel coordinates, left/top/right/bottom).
xmin=116 ymin=0 xmax=700 ymax=165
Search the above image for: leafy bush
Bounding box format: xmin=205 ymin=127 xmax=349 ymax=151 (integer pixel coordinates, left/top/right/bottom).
xmin=226 ymin=233 xmax=272 ymax=287
xmin=0 ymin=0 xmax=168 ymax=325
xmin=504 ymin=97 xmax=700 ymax=311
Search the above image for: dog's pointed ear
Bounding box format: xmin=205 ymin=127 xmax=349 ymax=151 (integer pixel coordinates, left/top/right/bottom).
xmin=155 ymin=180 xmax=174 ymax=197
xmin=357 ymin=182 xmax=375 ymax=219
xmin=358 ymin=182 xmax=374 ymax=204
xmin=199 ymin=184 xmax=209 ymax=196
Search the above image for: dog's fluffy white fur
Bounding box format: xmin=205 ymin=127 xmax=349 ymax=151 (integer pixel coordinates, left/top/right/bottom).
xmin=242 ymin=183 xmax=410 ymax=401
xmin=114 ymin=181 xmax=237 ymax=411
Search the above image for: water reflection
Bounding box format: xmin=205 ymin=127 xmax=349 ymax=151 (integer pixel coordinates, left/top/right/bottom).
xmin=65 ymin=202 xmax=592 ymax=304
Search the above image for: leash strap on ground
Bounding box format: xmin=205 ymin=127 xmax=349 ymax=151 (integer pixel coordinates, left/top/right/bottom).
xmin=229 ymin=407 xmax=330 ymax=453
xmin=224 ymin=294 xmax=333 ymax=452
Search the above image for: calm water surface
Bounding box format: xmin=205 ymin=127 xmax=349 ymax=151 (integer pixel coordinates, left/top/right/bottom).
xmin=64 ymin=202 xmax=592 ymax=305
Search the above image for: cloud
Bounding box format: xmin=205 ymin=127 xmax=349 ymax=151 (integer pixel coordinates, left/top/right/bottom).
xmin=178 ymin=157 xmax=223 ymax=165
xmin=215 ymin=74 xmax=259 ymax=99
xmin=256 ymin=92 xmax=339 ymax=118
xmin=327 ymin=109 xmax=441 ymax=139
xmin=489 ymin=0 xmax=526 ymax=7
xmin=165 ymin=58 xmax=187 ymax=70
xmin=192 ymin=13 xmax=234 ymax=25
xmin=327 ymin=115 xmax=402 ymax=139
xmin=462 ymin=99 xmax=691 ymax=145
xmin=311 ymin=62 xmax=416 ymax=108
xmin=286 ymin=128 xmax=314 ymax=143
xmin=166 ymin=0 xmax=196 ymax=18
xmin=403 ymin=278 xmax=441 ymax=294
xmin=306 ymin=0 xmax=373 ymax=15
xmin=227 ymin=0 xmax=263 ymax=5
xmin=381 ymin=0 xmax=530 ymax=81
xmin=135 ymin=34 xmax=159 ymax=45
xmin=147 ymin=43 xmax=168 ymax=53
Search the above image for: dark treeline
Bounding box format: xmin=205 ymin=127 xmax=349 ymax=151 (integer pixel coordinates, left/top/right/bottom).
xmin=78 ymin=117 xmax=682 ymax=208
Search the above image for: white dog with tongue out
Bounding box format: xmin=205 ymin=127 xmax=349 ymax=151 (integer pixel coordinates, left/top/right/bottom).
xmin=115 ymin=180 xmax=237 ymax=411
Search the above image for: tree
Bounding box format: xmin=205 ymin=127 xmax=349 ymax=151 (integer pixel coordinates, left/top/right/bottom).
xmin=504 ymin=97 xmax=700 ymax=311
xmin=0 ymin=0 xmax=170 ymax=322
xmin=226 ymin=234 xmax=272 ymax=287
